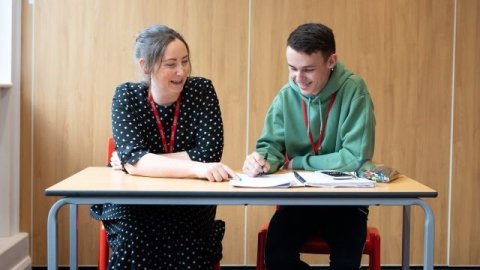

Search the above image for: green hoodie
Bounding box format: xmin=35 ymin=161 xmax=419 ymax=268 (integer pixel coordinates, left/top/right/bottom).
xmin=256 ymin=61 xmax=375 ymax=172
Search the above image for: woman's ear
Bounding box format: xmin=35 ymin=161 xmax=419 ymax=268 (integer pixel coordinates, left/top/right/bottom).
xmin=138 ymin=58 xmax=148 ymax=75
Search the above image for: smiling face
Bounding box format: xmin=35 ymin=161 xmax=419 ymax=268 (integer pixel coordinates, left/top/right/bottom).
xmin=286 ymin=46 xmax=336 ymax=96
xmin=145 ymin=38 xmax=191 ymax=103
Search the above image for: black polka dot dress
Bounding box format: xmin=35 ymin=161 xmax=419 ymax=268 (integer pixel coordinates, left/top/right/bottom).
xmin=90 ymin=77 xmax=225 ymax=269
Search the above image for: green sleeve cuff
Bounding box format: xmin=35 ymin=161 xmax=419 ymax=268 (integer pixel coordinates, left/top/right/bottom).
xmin=291 ymin=156 xmax=303 ymax=170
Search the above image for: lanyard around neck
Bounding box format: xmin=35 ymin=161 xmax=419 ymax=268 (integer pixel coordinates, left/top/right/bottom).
xmin=148 ymin=91 xmax=182 ymax=153
xmin=301 ymin=93 xmax=336 ymax=155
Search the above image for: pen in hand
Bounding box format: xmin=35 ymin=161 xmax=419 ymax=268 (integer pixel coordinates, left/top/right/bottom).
xmin=258 ymin=152 xmax=269 ymax=176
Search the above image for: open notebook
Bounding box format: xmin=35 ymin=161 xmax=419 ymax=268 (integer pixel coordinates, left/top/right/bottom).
xmin=230 ymin=171 xmax=375 ymax=188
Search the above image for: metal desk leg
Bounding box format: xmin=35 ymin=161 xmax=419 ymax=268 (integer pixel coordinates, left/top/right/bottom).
xmin=47 ymin=198 xmax=69 ymax=270
xmin=70 ymin=204 xmax=78 ymax=269
xmin=402 ymin=205 xmax=411 ymax=270
xmin=414 ymin=200 xmax=435 ymax=270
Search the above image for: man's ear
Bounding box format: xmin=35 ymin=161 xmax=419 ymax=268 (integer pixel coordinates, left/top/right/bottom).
xmin=327 ymin=53 xmax=338 ymax=69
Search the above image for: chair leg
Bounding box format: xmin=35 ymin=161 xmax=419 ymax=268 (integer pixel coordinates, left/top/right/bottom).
xmin=98 ymin=222 xmax=109 ymax=270
xmin=369 ymin=227 xmax=381 ymax=270
xmin=256 ymin=225 xmax=268 ymax=270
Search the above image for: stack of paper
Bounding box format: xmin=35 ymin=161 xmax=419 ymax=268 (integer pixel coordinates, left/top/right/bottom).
xmin=229 ymin=171 xmax=375 ymax=188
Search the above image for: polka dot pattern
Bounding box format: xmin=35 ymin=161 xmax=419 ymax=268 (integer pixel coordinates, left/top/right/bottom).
xmin=111 ymin=77 xmax=224 ymax=164
xmin=91 ymin=205 xmax=224 ymax=269
xmin=90 ymin=77 xmax=225 ymax=269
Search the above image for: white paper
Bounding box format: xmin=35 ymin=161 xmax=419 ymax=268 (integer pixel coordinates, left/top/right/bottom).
xmin=229 ymin=171 xmax=375 ymax=188
xmin=229 ymin=173 xmax=294 ymax=188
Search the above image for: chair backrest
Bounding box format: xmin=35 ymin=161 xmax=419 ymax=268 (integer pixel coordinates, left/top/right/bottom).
xmin=106 ymin=137 xmax=115 ymax=166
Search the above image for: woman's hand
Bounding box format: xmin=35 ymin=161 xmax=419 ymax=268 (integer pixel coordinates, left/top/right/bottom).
xmin=242 ymin=152 xmax=270 ymax=177
xmin=194 ymin=162 xmax=237 ymax=182
xmin=110 ymin=151 xmax=123 ymax=170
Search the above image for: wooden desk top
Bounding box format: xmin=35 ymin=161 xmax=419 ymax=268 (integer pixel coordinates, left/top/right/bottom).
xmin=45 ymin=167 xmax=437 ymax=199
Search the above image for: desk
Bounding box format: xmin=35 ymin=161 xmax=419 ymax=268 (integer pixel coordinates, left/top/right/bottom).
xmin=45 ymin=167 xmax=437 ymax=270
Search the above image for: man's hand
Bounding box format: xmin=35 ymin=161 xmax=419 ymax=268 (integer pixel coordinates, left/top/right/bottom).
xmin=242 ymin=152 xmax=270 ymax=177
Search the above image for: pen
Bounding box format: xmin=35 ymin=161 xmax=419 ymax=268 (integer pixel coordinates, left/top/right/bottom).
xmin=293 ymin=171 xmax=306 ymax=184
xmin=258 ymin=152 xmax=269 ymax=176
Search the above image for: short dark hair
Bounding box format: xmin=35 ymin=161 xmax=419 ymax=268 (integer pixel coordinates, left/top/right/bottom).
xmin=287 ymin=23 xmax=336 ymax=59
xmin=134 ymin=24 xmax=190 ymax=80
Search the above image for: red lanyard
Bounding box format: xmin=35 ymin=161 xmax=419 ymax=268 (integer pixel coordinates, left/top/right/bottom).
xmin=148 ymin=91 xmax=182 ymax=153
xmin=301 ymin=94 xmax=336 ymax=155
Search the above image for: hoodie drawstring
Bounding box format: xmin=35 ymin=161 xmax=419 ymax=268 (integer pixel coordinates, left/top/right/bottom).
xmin=301 ymin=93 xmax=337 ymax=155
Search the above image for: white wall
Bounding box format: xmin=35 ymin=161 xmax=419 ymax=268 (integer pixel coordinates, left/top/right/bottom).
xmin=0 ymin=0 xmax=13 ymax=87
xmin=0 ymin=0 xmax=20 ymax=239
xmin=0 ymin=0 xmax=32 ymax=269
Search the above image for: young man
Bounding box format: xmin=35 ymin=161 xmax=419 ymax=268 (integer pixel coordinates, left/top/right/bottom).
xmin=243 ymin=23 xmax=375 ymax=270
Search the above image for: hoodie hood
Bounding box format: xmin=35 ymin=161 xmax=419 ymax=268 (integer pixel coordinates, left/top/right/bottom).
xmin=286 ymin=61 xmax=353 ymax=141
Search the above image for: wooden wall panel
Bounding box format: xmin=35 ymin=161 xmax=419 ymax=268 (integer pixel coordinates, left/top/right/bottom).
xmin=20 ymin=0 xmax=33 ymax=236
xmin=28 ymin=0 xmax=248 ymax=265
xmin=248 ymin=0 xmax=452 ymax=265
xmin=451 ymin=0 xmax=480 ymax=265
xmin=356 ymin=0 xmax=453 ymax=265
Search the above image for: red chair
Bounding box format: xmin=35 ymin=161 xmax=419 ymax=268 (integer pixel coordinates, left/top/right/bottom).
xmin=99 ymin=137 xmax=221 ymax=270
xmin=97 ymin=137 xmax=115 ymax=270
xmin=256 ymin=213 xmax=381 ymax=270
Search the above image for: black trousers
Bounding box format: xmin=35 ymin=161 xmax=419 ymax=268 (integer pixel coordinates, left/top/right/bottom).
xmin=265 ymin=205 xmax=369 ymax=270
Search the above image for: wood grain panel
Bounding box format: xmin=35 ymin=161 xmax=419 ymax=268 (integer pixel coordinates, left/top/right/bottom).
xmin=31 ymin=0 xmax=124 ymax=264
xmin=29 ymin=0 xmax=248 ymax=265
xmin=450 ymin=0 xmax=480 ymax=264
xmin=248 ymin=0 xmax=452 ymax=265
xmin=346 ymin=0 xmax=453 ymax=264
xmin=20 ymin=0 xmax=33 ymax=235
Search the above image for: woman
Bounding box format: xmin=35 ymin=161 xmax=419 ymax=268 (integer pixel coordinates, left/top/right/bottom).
xmin=91 ymin=24 xmax=236 ymax=269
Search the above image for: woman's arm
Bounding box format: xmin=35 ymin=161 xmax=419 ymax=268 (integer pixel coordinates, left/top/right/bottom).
xmin=125 ymin=152 xmax=236 ymax=181
xmin=112 ymin=149 xmax=236 ymax=181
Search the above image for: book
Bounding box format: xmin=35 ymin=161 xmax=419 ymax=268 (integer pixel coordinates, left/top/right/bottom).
xmin=294 ymin=171 xmax=375 ymax=188
xmin=229 ymin=171 xmax=375 ymax=188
